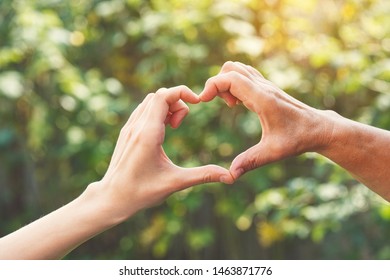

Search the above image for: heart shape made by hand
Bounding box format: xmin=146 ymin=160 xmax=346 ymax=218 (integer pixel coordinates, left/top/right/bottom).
xmin=165 ymin=98 xmax=257 ymax=172
xmin=186 ymin=61 xmax=324 ymax=181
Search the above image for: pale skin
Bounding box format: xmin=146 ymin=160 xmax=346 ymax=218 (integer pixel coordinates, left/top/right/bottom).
xmin=200 ymin=61 xmax=390 ymax=201
xmin=0 ymin=86 xmax=233 ymax=260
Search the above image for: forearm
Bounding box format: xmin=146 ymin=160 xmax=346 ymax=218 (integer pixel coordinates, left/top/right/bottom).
xmin=317 ymin=110 xmax=390 ymax=200
xmin=0 ymin=183 xmax=127 ymax=259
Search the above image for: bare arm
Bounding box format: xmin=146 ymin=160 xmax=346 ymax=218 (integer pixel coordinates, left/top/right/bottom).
xmin=318 ymin=112 xmax=390 ymax=198
xmin=0 ymin=86 xmax=233 ymax=259
xmin=200 ymin=61 xmax=390 ymax=201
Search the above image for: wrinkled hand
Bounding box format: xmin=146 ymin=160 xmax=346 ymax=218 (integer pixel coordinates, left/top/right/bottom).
xmin=200 ymin=61 xmax=332 ymax=180
xmin=97 ymin=86 xmax=234 ymax=220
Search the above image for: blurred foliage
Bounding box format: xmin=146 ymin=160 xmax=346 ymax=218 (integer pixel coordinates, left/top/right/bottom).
xmin=1 ymin=0 xmax=390 ymax=259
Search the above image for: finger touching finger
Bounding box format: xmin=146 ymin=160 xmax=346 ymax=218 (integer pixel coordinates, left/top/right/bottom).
xmin=200 ymin=73 xmax=232 ymax=102
xmin=175 ymin=164 xmax=235 ymax=191
xmin=229 ymin=143 xmax=270 ymax=180
xmin=200 ymin=72 xmax=252 ymax=104
xmin=230 ymin=152 xmax=255 ymax=180
xmin=163 ymin=85 xmax=200 ymax=105
xmin=148 ymin=86 xmax=198 ymax=125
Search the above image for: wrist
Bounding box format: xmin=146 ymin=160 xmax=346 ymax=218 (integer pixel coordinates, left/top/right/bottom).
xmin=312 ymin=109 xmax=348 ymax=156
xmin=81 ymin=181 xmax=137 ymax=228
xmin=294 ymin=108 xmax=340 ymax=155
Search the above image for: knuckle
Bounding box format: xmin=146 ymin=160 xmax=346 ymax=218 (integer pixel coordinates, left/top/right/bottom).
xmin=154 ymin=91 xmax=164 ymax=98
xmin=205 ymin=77 xmax=215 ymax=86
xmin=182 ymin=104 xmax=190 ymax=113
xmin=177 ymin=84 xmax=189 ymax=91
xmin=155 ymin=88 xmax=167 ymax=97
xmin=229 ymin=71 xmax=240 ymax=80
xmin=247 ymin=156 xmax=259 ymax=171
xmin=119 ymin=126 xmax=127 ymax=136
xmin=145 ymin=93 xmax=154 ymax=99
xmin=222 ymin=61 xmax=235 ymax=72
xmin=132 ymin=129 xmax=149 ymax=147
xmin=132 ymin=132 xmax=142 ymax=145
xmin=203 ymin=172 xmax=213 ymax=183
xmin=119 ymin=124 xmax=132 ymax=139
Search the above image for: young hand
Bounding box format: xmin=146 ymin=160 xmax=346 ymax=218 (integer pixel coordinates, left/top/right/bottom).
xmin=94 ymin=85 xmax=234 ymax=222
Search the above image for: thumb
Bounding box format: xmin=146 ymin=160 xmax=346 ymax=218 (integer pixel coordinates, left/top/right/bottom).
xmin=230 ymin=143 xmax=270 ymax=180
xmin=176 ymin=164 xmax=234 ymax=191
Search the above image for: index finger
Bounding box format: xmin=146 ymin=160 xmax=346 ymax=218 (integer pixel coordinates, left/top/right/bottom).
xmin=200 ymin=72 xmax=253 ymax=104
xmin=162 ymin=85 xmax=200 ymax=105
xmin=148 ymin=85 xmax=200 ymax=124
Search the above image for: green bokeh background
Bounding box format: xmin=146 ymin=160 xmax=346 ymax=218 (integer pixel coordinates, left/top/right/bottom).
xmin=1 ymin=0 xmax=389 ymax=259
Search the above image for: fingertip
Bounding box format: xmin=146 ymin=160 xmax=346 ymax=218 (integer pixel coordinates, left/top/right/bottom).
xmin=230 ymin=144 xmax=266 ymax=179
xmin=224 ymin=100 xmax=235 ymax=108
xmin=183 ymin=90 xmax=200 ymax=104
xmin=208 ymin=165 xmax=235 ymax=184
xmin=201 ymin=76 xmax=222 ymax=102
xmin=229 ymin=167 xmax=245 ymax=181
xmin=163 ymin=85 xmax=200 ymax=105
xmin=169 ymin=108 xmax=188 ymax=128
xmin=230 ymin=153 xmax=247 ymax=179
xmin=193 ymin=97 xmax=201 ymax=103
xmin=199 ymin=89 xmax=215 ymax=102
xmin=187 ymin=89 xmax=201 ymax=104
xmin=169 ymin=122 xmax=178 ymax=129
xmin=170 ymin=116 xmax=185 ymax=129
xmin=221 ymin=61 xmax=235 ymax=72
xmin=180 ymin=164 xmax=235 ymax=187
xmin=220 ymin=174 xmax=235 ymax=184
